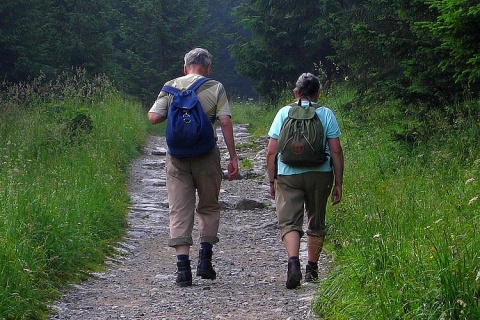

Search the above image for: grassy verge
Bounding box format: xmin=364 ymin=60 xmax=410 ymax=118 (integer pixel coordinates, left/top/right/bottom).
xmin=317 ymin=88 xmax=480 ymax=319
xmin=232 ymin=85 xmax=480 ymax=319
xmin=316 ymin=92 xmax=480 ymax=319
xmin=0 ymin=72 xmax=149 ymax=319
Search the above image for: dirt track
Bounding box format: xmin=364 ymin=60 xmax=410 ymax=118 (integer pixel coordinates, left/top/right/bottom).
xmin=49 ymin=125 xmax=330 ymax=320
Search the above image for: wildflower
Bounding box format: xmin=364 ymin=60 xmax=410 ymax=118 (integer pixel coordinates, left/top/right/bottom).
xmin=373 ymin=233 xmax=381 ymax=238
xmin=476 ymin=270 xmax=480 ymax=282
xmin=468 ymin=196 xmax=478 ymax=205
xmin=465 ymin=178 xmax=475 ymax=184
xmin=456 ymin=299 xmax=467 ymax=308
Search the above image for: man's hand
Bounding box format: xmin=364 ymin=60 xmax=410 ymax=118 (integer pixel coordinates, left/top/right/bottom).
xmin=227 ymin=158 xmax=239 ymax=181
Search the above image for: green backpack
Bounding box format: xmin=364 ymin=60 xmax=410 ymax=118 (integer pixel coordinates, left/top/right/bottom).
xmin=278 ymin=102 xmax=328 ymax=167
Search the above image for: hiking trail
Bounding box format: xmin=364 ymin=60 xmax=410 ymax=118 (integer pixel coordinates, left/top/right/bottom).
xmin=49 ymin=125 xmax=330 ymax=320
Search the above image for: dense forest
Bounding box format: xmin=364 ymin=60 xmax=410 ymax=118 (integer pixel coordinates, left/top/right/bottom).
xmin=0 ymin=0 xmax=255 ymax=103
xmin=1 ymin=0 xmax=479 ymax=125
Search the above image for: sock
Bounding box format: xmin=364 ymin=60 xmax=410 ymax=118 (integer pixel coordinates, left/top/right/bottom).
xmin=177 ymin=254 xmax=189 ymax=261
xmin=289 ymin=256 xmax=299 ymax=261
xmin=200 ymin=242 xmax=213 ymax=250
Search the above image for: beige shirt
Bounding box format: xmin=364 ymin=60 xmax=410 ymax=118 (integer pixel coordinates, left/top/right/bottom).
xmin=149 ymin=74 xmax=232 ymax=123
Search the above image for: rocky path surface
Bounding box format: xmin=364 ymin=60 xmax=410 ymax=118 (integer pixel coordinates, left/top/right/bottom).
xmin=49 ymin=125 xmax=331 ymax=320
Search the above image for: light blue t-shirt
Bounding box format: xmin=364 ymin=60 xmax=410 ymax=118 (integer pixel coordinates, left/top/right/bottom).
xmin=268 ymin=101 xmax=342 ymax=175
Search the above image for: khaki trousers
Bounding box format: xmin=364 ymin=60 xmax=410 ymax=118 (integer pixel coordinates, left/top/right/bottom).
xmin=276 ymin=171 xmax=333 ymax=239
xmin=166 ymin=147 xmax=222 ymax=247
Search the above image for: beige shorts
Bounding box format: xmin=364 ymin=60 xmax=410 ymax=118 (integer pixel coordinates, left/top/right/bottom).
xmin=275 ymin=171 xmax=333 ymax=239
xmin=166 ymin=147 xmax=223 ymax=247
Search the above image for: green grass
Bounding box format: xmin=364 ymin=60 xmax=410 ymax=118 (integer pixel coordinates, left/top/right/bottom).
xmin=233 ymin=84 xmax=480 ymax=319
xmin=230 ymin=99 xmax=279 ymax=138
xmin=314 ymin=88 xmax=480 ymax=319
xmin=1 ymin=75 xmax=479 ymax=319
xmin=0 ymin=73 xmax=149 ymax=319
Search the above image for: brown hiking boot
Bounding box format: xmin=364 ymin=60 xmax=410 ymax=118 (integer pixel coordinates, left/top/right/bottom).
xmin=286 ymin=257 xmax=302 ymax=289
xmin=305 ymin=262 xmax=318 ymax=282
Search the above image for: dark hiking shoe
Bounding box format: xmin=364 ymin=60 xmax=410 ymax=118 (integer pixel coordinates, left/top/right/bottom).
xmin=176 ymin=260 xmax=192 ymax=287
xmin=305 ymin=263 xmax=319 ymax=282
xmin=286 ymin=257 xmax=302 ymax=289
xmin=196 ymin=248 xmax=216 ymax=280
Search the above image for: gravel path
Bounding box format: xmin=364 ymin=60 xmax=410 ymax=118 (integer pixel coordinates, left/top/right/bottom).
xmin=48 ymin=125 xmax=331 ymax=320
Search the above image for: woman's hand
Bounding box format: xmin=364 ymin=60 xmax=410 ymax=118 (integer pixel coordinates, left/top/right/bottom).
xmin=269 ymin=182 xmax=275 ymax=198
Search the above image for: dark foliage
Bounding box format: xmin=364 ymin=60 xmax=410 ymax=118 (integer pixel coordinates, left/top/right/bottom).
xmin=0 ymin=0 xmax=255 ymax=106
xmin=1 ymin=0 xmax=478 ymax=121
xmin=230 ymin=0 xmax=336 ymax=103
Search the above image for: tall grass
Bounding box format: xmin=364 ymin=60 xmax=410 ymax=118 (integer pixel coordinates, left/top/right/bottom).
xmin=0 ymin=71 xmax=148 ymax=319
xmin=314 ymin=87 xmax=480 ymax=319
xmin=232 ymin=84 xmax=479 ymax=319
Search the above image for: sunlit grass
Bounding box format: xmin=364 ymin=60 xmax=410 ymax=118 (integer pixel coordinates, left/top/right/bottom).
xmin=314 ymin=90 xmax=480 ymax=319
xmin=0 ymin=73 xmax=148 ymax=318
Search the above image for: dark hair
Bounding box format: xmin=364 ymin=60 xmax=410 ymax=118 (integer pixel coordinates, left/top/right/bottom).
xmin=295 ymin=73 xmax=321 ymax=99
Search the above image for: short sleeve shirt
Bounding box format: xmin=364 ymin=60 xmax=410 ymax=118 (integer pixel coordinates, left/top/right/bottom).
xmin=149 ymin=74 xmax=231 ymax=123
xmin=268 ymin=101 xmax=342 ymax=175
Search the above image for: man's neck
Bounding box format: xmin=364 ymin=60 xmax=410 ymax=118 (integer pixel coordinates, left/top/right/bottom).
xmin=184 ymin=65 xmax=210 ymax=77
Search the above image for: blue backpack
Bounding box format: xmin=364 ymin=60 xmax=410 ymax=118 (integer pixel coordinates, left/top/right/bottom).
xmin=162 ymin=77 xmax=216 ymax=158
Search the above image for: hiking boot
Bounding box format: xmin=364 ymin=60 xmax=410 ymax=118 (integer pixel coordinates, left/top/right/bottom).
xmin=286 ymin=257 xmax=302 ymax=289
xmin=176 ymin=260 xmax=192 ymax=287
xmin=305 ymin=262 xmax=319 ymax=282
xmin=196 ymin=248 xmax=216 ymax=280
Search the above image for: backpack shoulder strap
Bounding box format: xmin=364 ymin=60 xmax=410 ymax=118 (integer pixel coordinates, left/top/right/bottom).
xmin=161 ymin=77 xmax=210 ymax=95
xmin=161 ymin=85 xmax=180 ymax=96
xmin=189 ymin=77 xmax=210 ymax=92
xmin=288 ymin=105 xmax=316 ymax=119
